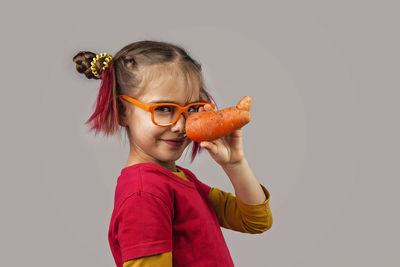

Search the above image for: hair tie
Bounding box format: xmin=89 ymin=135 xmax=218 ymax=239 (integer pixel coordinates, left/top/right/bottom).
xmin=90 ymin=53 xmax=113 ymax=78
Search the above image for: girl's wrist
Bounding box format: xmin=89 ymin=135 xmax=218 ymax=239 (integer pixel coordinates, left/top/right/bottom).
xmin=221 ymin=157 xmax=246 ymax=172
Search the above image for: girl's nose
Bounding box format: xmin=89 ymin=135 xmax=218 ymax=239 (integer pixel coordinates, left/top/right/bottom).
xmin=172 ymin=113 xmax=186 ymax=131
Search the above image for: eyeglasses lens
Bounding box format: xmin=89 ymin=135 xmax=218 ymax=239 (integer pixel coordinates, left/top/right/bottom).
xmin=153 ymin=104 xmax=204 ymax=125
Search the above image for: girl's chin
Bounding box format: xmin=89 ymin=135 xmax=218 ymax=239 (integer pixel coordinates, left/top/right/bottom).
xmin=157 ymin=154 xmax=183 ymax=164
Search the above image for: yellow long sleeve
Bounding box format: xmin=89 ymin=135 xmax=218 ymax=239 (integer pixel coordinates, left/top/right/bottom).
xmin=122 ymin=251 xmax=172 ymax=267
xmin=208 ymin=184 xmax=273 ymax=234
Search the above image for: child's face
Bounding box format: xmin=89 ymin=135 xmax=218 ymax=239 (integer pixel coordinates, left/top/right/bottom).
xmin=125 ymin=67 xmax=200 ymax=170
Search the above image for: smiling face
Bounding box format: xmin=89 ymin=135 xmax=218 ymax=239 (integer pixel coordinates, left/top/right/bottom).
xmin=124 ymin=63 xmax=201 ymax=172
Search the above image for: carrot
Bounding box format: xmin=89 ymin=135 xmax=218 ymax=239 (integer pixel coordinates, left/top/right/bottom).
xmin=186 ymin=96 xmax=251 ymax=142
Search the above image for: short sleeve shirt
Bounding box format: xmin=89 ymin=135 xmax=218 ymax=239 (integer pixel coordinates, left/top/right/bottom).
xmin=108 ymin=162 xmax=235 ymax=267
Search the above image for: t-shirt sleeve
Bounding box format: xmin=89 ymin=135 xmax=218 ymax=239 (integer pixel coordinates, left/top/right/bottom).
xmin=115 ymin=191 xmax=173 ymax=262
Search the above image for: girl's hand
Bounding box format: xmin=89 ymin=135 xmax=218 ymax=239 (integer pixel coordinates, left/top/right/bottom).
xmin=198 ymin=104 xmax=245 ymax=167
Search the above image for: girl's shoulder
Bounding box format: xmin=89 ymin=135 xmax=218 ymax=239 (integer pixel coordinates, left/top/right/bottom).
xmin=115 ymin=162 xmax=212 ymax=201
xmin=117 ymin=162 xmax=176 ymax=189
xmin=113 ymin=163 xmax=175 ymax=212
xmin=114 ymin=162 xmax=195 ymax=203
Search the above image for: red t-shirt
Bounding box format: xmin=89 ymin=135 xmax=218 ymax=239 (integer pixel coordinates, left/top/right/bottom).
xmin=108 ymin=162 xmax=235 ymax=267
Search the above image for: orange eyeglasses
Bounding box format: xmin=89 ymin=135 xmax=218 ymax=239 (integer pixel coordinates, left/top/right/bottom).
xmin=119 ymin=95 xmax=216 ymax=126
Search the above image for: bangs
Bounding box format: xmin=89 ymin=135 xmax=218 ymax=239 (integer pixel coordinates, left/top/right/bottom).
xmin=136 ymin=63 xmax=202 ymax=100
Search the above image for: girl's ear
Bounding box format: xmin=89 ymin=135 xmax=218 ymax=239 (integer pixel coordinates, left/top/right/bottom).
xmin=117 ymin=107 xmax=128 ymax=127
xmin=118 ymin=119 xmax=127 ymax=127
xmin=118 ymin=99 xmax=130 ymax=127
xmin=118 ymin=112 xmax=129 ymax=127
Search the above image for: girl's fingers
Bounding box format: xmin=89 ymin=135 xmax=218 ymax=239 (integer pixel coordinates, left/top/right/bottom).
xmin=204 ymin=104 xmax=213 ymax=110
xmin=200 ymin=141 xmax=217 ymax=155
xmin=199 ymin=104 xmax=213 ymax=113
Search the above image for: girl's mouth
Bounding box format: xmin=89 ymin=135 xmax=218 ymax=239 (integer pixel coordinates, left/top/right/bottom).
xmin=163 ymin=140 xmax=185 ymax=147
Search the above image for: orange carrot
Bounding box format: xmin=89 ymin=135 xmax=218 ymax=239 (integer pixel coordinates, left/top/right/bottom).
xmin=186 ymin=96 xmax=251 ymax=142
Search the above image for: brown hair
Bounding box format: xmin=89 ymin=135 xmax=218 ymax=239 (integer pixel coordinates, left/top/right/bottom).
xmin=73 ymin=40 xmax=217 ymax=162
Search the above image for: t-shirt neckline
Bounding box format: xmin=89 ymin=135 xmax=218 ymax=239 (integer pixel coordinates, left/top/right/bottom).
xmin=121 ymin=162 xmax=195 ymax=187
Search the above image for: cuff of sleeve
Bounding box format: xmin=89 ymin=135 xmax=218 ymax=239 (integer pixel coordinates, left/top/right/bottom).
xmin=121 ymin=239 xmax=172 ymax=262
xmin=236 ymin=184 xmax=271 ymax=217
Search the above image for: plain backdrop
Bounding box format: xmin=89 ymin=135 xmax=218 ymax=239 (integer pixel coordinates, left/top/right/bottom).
xmin=0 ymin=0 xmax=399 ymax=266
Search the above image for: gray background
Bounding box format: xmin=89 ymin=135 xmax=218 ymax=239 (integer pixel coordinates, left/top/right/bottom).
xmin=0 ymin=0 xmax=398 ymax=266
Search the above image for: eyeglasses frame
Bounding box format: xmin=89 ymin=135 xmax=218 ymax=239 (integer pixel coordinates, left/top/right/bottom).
xmin=119 ymin=95 xmax=216 ymax=126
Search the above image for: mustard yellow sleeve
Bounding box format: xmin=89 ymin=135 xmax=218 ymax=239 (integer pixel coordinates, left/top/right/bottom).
xmin=122 ymin=251 xmax=172 ymax=267
xmin=208 ymin=183 xmax=273 ymax=234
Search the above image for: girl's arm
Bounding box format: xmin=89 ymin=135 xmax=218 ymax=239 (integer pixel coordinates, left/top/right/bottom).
xmin=208 ymin=184 xmax=272 ymax=233
xmin=221 ymin=158 xmax=266 ymax=205
xmin=199 ymin=103 xmax=272 ymax=224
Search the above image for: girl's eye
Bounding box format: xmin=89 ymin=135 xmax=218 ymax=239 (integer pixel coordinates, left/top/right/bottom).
xmin=188 ymin=105 xmax=202 ymax=113
xmin=155 ymin=106 xmax=173 ymax=112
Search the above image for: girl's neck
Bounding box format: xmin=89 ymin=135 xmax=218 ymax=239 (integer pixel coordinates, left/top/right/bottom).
xmin=125 ymin=159 xmax=178 ymax=172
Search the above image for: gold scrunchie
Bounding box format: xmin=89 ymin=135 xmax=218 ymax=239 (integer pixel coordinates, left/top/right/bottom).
xmin=90 ymin=53 xmax=113 ymax=78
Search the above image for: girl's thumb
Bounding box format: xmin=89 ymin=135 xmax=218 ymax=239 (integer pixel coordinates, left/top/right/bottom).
xmin=200 ymin=141 xmax=207 ymax=148
xmin=200 ymin=141 xmax=216 ymax=155
xmin=200 ymin=141 xmax=212 ymax=150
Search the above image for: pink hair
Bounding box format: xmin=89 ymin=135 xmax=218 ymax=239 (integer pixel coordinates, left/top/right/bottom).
xmin=85 ymin=61 xmax=120 ymax=137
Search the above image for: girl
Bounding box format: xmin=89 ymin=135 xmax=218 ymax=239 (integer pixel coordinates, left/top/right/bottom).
xmin=73 ymin=40 xmax=273 ymax=267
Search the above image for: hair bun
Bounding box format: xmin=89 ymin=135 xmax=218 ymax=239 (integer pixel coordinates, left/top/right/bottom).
xmin=73 ymin=51 xmax=100 ymax=79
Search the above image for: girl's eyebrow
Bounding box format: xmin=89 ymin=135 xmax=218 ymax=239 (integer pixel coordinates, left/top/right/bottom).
xmin=150 ymin=100 xmax=200 ymax=104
